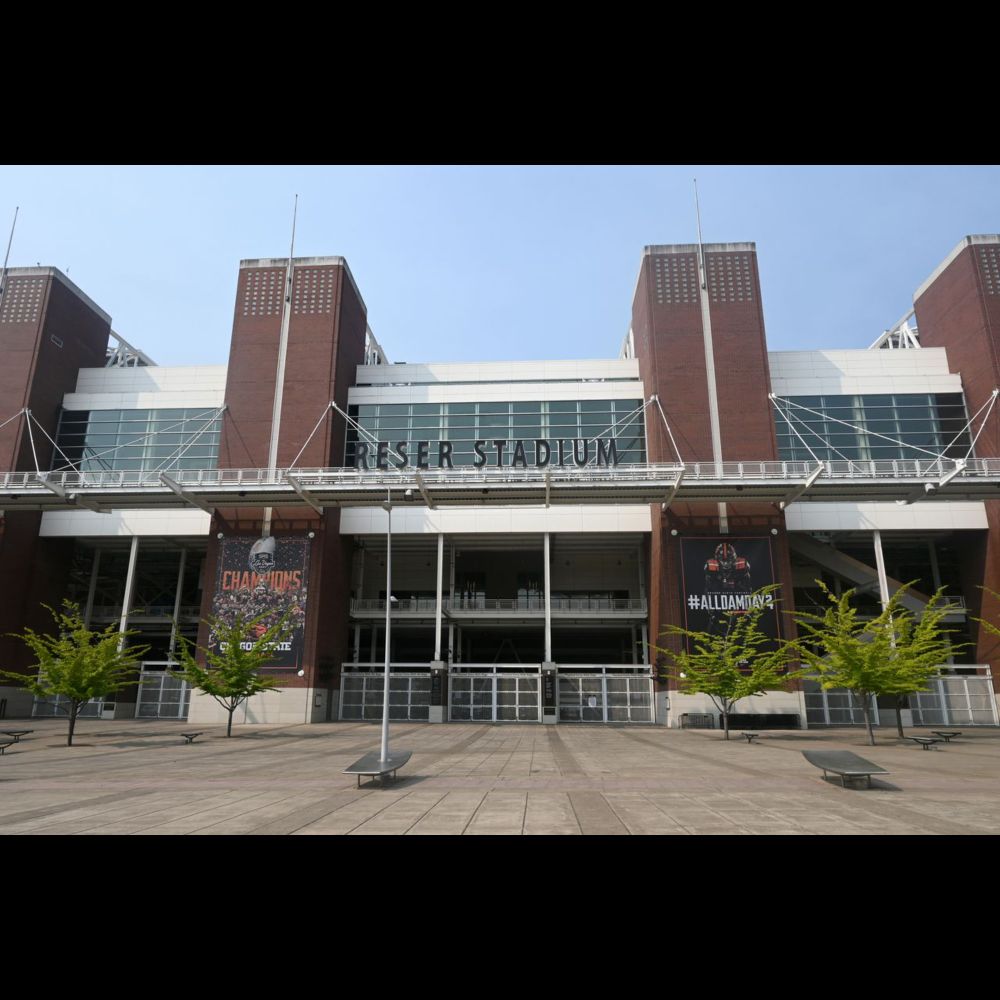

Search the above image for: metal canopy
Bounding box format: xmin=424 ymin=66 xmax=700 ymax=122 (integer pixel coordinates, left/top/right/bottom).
xmin=3 ymin=458 xmax=1000 ymax=513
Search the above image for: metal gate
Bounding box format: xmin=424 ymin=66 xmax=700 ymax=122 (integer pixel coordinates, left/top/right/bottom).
xmin=558 ymin=671 xmax=653 ymax=723
xmin=33 ymin=695 xmax=113 ymax=719
xmin=803 ymin=681 xmax=879 ymax=726
xmin=340 ymin=671 xmax=431 ymax=721
xmin=910 ymin=674 xmax=999 ymax=726
xmin=449 ymin=670 xmax=541 ymax=722
xmin=136 ymin=668 xmax=191 ymax=719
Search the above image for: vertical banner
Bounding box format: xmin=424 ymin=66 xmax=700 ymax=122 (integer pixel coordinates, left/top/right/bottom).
xmin=679 ymin=537 xmax=779 ymax=649
xmin=211 ymin=536 xmax=310 ymax=670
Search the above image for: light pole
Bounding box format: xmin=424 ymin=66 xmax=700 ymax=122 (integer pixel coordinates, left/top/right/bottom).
xmin=380 ymin=492 xmax=394 ymax=762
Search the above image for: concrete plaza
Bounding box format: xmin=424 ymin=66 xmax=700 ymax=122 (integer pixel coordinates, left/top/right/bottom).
xmin=2 ymin=718 xmax=999 ymax=835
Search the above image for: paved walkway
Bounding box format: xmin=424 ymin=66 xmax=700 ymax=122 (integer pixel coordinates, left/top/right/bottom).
xmin=2 ymin=719 xmax=1000 ymax=835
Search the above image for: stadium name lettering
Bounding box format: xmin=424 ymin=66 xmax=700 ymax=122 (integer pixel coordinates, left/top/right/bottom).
xmin=354 ymin=438 xmax=621 ymax=470
xmin=221 ymin=571 xmax=303 ymax=592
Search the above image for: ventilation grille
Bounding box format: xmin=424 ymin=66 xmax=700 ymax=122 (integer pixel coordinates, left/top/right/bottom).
xmin=707 ymin=253 xmax=754 ymax=304
xmin=979 ymin=246 xmax=1000 ymax=297
xmin=242 ymin=268 xmax=285 ymax=317
xmin=292 ymin=266 xmax=336 ymax=316
xmin=652 ymin=254 xmax=698 ymax=305
xmin=0 ymin=276 xmax=45 ymax=324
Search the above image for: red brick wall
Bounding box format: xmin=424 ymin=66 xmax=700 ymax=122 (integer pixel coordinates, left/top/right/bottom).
xmin=202 ymin=259 xmax=368 ymax=691
xmin=0 ymin=273 xmax=110 ymax=675
xmin=631 ymin=246 xmax=793 ymax=693
xmin=915 ymin=241 xmax=1000 ymax=681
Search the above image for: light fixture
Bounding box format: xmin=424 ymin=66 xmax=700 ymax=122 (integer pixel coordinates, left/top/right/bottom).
xmin=297 ymin=669 xmax=305 ymax=677
xmin=308 ymin=531 xmax=315 ymax=539
xmin=670 ymin=529 xmax=679 ymax=537
xmin=217 ymin=532 xmax=224 ymax=539
xmin=770 ymin=528 xmax=779 ymax=535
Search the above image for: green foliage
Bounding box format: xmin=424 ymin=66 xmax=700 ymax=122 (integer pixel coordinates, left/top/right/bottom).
xmin=171 ymin=612 xmax=297 ymax=736
xmin=791 ymin=581 xmax=960 ymax=744
xmin=653 ymin=585 xmax=796 ymax=736
xmin=0 ymin=601 xmax=148 ymax=745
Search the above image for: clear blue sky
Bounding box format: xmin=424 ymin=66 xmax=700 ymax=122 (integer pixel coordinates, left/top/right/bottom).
xmin=1 ymin=165 xmax=998 ymax=367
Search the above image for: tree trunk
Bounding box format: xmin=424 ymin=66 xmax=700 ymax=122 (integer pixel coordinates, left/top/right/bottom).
xmin=895 ymin=695 xmax=906 ymax=739
xmin=227 ymin=705 xmax=235 ymax=737
xmin=68 ymin=701 xmax=79 ymax=747
xmin=860 ymin=694 xmax=875 ymax=746
xmin=722 ymin=706 xmax=730 ymax=740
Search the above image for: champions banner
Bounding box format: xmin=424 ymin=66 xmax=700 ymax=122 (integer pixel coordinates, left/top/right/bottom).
xmin=679 ymin=537 xmax=780 ymax=649
xmin=211 ymin=536 xmax=310 ymax=670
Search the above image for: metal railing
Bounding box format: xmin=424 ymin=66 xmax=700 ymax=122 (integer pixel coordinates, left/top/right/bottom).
xmin=9 ymin=457 xmax=1000 ymax=493
xmin=349 ymin=597 xmax=648 ymax=615
xmin=90 ymin=604 xmax=201 ymax=619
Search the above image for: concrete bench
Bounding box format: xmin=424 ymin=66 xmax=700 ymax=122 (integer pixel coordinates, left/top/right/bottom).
xmin=343 ymin=750 xmax=412 ymax=788
xmin=931 ymin=730 xmax=962 ymax=742
xmin=907 ymin=736 xmax=943 ymax=750
xmin=1 ymin=730 xmax=33 ymax=742
xmin=180 ymin=732 xmax=205 ymax=744
xmin=802 ymin=750 xmax=889 ymax=788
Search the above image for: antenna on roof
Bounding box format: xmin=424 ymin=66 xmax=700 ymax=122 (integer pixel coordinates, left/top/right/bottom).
xmin=262 ymin=193 xmax=299 ymax=539
xmin=693 ymin=178 xmax=706 ymax=290
xmin=0 ymin=205 xmax=19 ymax=309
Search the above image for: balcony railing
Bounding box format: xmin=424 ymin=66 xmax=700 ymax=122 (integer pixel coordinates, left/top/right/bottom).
xmin=349 ymin=597 xmax=648 ymax=617
xmin=90 ymin=604 xmax=202 ymax=620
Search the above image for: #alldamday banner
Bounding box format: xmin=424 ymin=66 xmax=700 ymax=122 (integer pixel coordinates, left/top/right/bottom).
xmin=211 ymin=536 xmax=310 ymax=670
xmin=679 ymin=537 xmax=780 ymax=649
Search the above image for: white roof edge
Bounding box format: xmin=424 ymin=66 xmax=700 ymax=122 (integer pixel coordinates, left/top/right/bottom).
xmin=4 ymin=266 xmax=112 ymax=324
xmin=239 ymin=256 xmax=367 ymax=316
xmin=914 ymin=235 xmax=1000 ymax=303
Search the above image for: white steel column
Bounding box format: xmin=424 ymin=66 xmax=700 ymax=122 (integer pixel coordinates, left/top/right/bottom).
xmin=83 ymin=549 xmax=101 ymax=627
xmin=168 ymin=547 xmax=187 ymax=661
xmin=544 ymin=531 xmax=552 ymax=663
xmin=631 ymin=624 xmax=638 ymax=664
xmin=928 ymin=539 xmax=942 ymax=591
xmin=873 ymin=529 xmax=891 ymax=608
xmin=118 ymin=535 xmax=140 ymax=649
xmin=434 ymin=532 xmax=444 ymax=661
xmin=353 ymin=625 xmax=361 ymax=663
xmin=448 ymin=544 xmax=456 ymax=663
xmin=641 ymin=624 xmax=649 ymax=664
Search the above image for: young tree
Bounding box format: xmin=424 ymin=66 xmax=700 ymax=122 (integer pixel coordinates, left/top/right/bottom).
xmin=654 ymin=586 xmax=795 ymax=739
xmin=1 ymin=602 xmax=148 ymax=747
xmin=171 ymin=612 xmax=296 ymax=737
xmin=792 ymin=582 xmax=959 ymax=745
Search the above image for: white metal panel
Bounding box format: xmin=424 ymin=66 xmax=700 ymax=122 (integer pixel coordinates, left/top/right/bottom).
xmin=784 ymin=501 xmax=988 ymax=532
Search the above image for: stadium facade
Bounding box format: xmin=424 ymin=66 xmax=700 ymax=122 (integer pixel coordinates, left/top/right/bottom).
xmin=2 ymin=235 xmax=1000 ymax=730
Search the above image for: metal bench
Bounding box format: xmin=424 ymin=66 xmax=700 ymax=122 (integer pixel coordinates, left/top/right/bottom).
xmin=180 ymin=732 xmax=204 ymax=744
xmin=907 ymin=736 xmax=943 ymax=750
xmin=0 ymin=740 xmax=14 ymax=755
xmin=741 ymin=732 xmax=761 ymax=744
xmin=1 ymin=730 xmax=33 ymax=742
xmin=931 ymin=730 xmax=962 ymax=742
xmin=802 ymin=750 xmax=889 ymax=788
xmin=343 ymin=750 xmax=412 ymax=788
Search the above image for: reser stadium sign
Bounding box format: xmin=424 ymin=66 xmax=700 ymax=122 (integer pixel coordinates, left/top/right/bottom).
xmin=354 ymin=438 xmax=623 ymax=470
